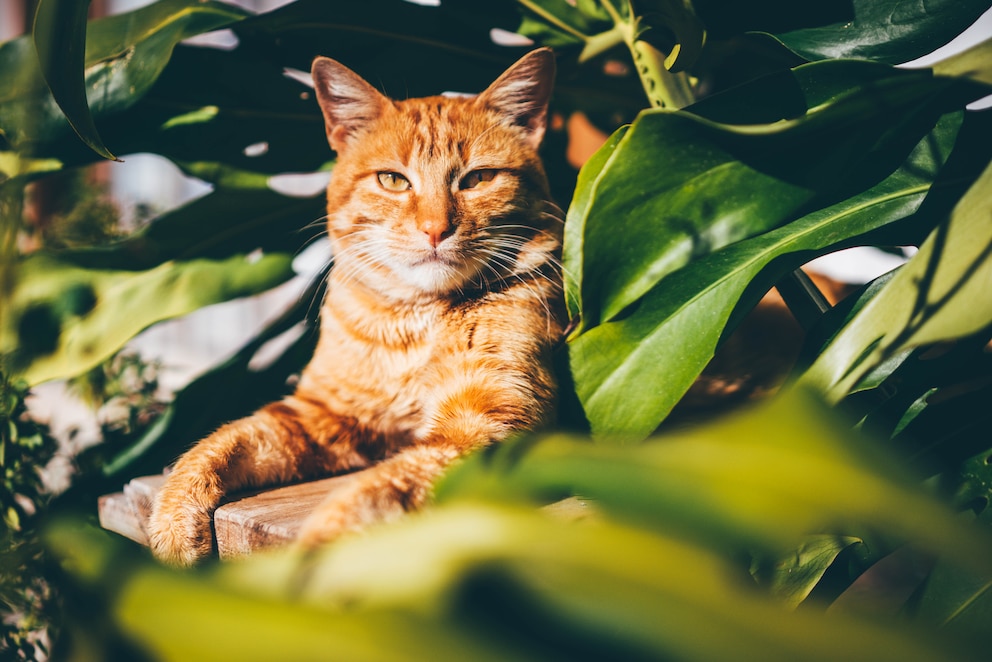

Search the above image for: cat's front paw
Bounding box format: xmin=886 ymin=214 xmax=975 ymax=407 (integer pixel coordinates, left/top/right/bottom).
xmin=295 ymin=499 xmax=368 ymax=549
xmin=147 ymin=476 xmax=218 ymax=566
xmin=295 ymin=483 xmax=407 ymax=550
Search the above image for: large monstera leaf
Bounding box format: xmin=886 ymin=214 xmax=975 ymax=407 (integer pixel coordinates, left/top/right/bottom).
xmin=563 ymin=57 xmax=989 ymax=439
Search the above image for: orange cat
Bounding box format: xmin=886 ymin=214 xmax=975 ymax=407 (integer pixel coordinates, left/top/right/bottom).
xmin=147 ymin=49 xmax=564 ymax=565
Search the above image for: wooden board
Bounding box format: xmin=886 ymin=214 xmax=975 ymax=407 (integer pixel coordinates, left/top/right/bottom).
xmin=213 ymin=473 xmax=362 ymax=559
xmin=98 ymin=472 xmax=362 ymax=559
xmin=99 ymin=471 xmax=594 ymax=560
xmin=98 ymin=473 xmax=165 ymax=547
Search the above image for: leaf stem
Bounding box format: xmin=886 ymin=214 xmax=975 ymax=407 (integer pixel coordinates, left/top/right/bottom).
xmin=776 ymin=269 xmax=832 ymax=332
xmin=600 ymin=0 xmax=624 ymax=25
xmin=516 ymin=0 xmax=590 ymax=42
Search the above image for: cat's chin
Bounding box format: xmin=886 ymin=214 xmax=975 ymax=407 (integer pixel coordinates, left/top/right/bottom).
xmin=393 ymin=259 xmax=477 ymax=296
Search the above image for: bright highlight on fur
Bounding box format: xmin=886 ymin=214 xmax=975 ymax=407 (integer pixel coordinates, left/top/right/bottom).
xmin=148 ymin=49 xmax=564 ymax=565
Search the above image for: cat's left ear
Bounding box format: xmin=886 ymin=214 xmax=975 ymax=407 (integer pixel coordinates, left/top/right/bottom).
xmin=311 ymin=56 xmax=389 ymax=153
xmin=477 ymin=48 xmax=556 ymax=149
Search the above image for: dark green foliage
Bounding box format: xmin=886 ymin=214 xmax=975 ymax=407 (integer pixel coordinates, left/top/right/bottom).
xmin=0 ymin=373 xmax=58 ymax=661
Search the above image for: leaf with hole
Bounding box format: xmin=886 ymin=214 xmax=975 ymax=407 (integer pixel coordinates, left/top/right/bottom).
xmin=1 ymin=251 xmax=294 ymax=385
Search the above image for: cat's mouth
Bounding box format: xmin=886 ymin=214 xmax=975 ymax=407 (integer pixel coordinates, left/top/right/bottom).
xmin=398 ymin=247 xmax=479 ymax=294
xmin=411 ymin=250 xmax=459 ymax=267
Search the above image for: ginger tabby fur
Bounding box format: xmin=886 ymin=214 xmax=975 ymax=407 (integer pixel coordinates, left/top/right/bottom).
xmin=147 ymin=49 xmax=564 ymax=565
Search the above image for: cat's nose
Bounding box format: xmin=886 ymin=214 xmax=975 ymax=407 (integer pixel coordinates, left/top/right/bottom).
xmin=420 ymin=220 xmax=454 ymax=248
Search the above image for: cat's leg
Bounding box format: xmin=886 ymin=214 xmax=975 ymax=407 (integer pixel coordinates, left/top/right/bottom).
xmin=295 ymin=381 xmax=542 ymax=548
xmin=148 ymin=397 xmax=374 ymax=565
xmin=294 ymin=444 xmax=462 ymax=546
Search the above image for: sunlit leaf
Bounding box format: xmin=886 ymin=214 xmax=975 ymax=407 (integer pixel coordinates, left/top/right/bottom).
xmin=799 ymin=162 xmax=992 ymax=403
xmin=562 ymin=125 xmax=627 ymax=319
xmin=566 ymin=60 xmax=974 ymax=335
xmin=568 ymin=107 xmax=965 ymax=438
xmin=931 ymin=37 xmax=992 ymax=87
xmin=45 ymin=522 xmax=526 ymax=662
xmin=1 ymin=252 xmax=294 ymax=385
xmin=45 ymin=506 xmax=960 ymax=662
xmin=271 ymin=503 xmax=951 ymax=661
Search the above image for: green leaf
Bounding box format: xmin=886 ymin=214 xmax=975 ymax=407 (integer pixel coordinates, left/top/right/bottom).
xmin=233 ymin=0 xmax=524 ymax=99
xmin=1 ymin=251 xmax=294 ymax=385
xmin=798 ymin=161 xmax=992 ymax=403
xmin=563 ymin=124 xmax=628 ymax=319
xmin=32 ymin=0 xmax=116 ymax=161
xmin=513 ymin=0 xmax=616 ymax=52
xmin=103 ymin=44 xmax=329 ymax=180
xmin=913 ymin=544 xmax=992 ymax=645
xmin=49 ymin=505 xmax=960 ymax=662
xmin=844 ymin=331 xmax=992 ymax=467
xmin=931 ymin=36 xmax=992 ymax=87
xmin=272 ymin=504 xmax=951 ymax=662
xmin=45 ymin=523 xmax=527 ymax=662
xmin=948 ymin=447 xmax=992 ymax=516
xmin=0 ymin=152 xmax=62 ymax=181
xmin=513 ymin=0 xmax=706 ymax=70
xmin=566 ymin=60 xmax=968 ymax=335
xmin=752 ymin=535 xmax=864 ymax=609
xmin=439 ymin=390 xmax=992 ymax=577
xmin=633 ymin=0 xmax=707 ymax=73
xmin=769 ymin=0 xmax=992 ymax=64
xmin=0 ymin=0 xmax=249 ymax=150
xmin=568 ymin=107 xmax=963 ymax=439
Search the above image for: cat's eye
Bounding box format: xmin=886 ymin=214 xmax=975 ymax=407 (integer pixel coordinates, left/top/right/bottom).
xmin=460 ymin=169 xmax=498 ymax=190
xmin=377 ymin=171 xmax=411 ymax=192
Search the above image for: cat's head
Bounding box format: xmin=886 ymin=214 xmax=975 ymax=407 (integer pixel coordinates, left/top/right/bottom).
xmin=311 ymin=49 xmax=559 ymax=299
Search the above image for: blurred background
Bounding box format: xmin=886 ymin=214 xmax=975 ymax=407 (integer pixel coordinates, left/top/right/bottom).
xmin=3 ymin=0 xmax=326 ymax=488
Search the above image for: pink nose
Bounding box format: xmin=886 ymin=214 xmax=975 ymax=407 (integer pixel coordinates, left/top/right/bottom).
xmin=422 ymin=223 xmax=454 ymax=248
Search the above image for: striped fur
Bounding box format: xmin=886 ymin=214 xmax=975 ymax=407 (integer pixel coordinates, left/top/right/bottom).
xmin=148 ymin=49 xmax=563 ymax=565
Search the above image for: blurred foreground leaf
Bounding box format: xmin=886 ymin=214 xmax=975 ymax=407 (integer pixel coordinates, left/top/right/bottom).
xmin=46 ymin=505 xmax=969 ymax=662
xmin=438 ymin=390 xmax=992 ymax=575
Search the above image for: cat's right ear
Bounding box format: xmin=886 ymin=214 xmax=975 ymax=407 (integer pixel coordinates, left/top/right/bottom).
xmin=311 ymin=57 xmax=388 ymax=153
